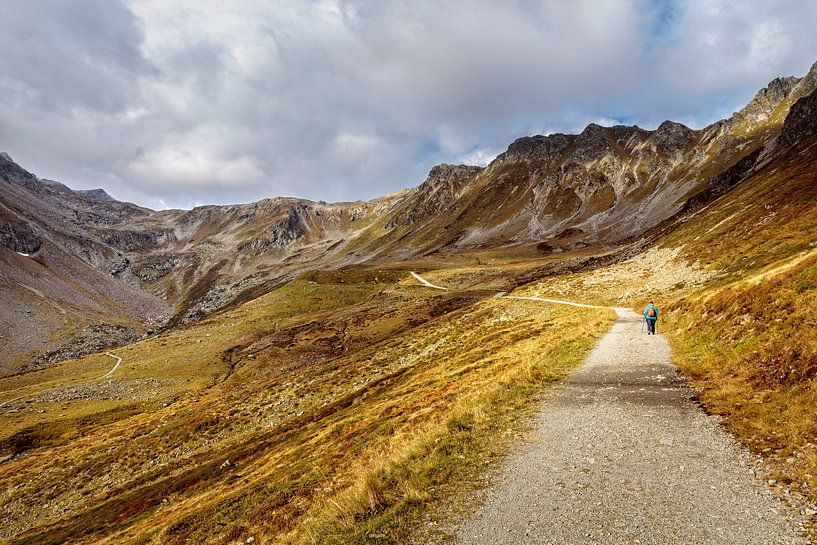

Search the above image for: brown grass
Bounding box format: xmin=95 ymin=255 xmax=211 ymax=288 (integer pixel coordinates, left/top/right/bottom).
xmin=663 ymin=252 xmax=817 ymax=500
xmin=0 ymin=267 xmax=614 ymax=545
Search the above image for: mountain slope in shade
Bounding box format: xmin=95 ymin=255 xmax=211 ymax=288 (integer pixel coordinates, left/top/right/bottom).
xmin=0 ymin=156 xmax=169 ymax=373
xmin=2 ymin=60 xmax=816 ymax=369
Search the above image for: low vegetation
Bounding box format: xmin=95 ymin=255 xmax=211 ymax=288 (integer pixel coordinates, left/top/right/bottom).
xmin=0 ymin=266 xmax=614 ymax=544
xmin=663 ymin=251 xmax=817 ymax=499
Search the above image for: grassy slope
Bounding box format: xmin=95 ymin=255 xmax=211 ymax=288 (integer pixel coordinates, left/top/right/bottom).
xmin=512 ymin=133 xmax=817 ymax=514
xmin=0 ymin=265 xmax=615 ymax=544
xmin=0 ymin=273 xmax=394 ymax=443
xmin=659 ymin=135 xmax=817 ymax=503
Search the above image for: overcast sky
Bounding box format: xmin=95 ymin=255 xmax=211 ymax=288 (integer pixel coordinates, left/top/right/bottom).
xmin=1 ymin=0 xmax=816 ymax=209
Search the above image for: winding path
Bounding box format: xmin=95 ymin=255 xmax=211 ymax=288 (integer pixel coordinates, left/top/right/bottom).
xmin=407 ymin=273 xmax=805 ymax=543
xmin=409 ymin=271 xmax=448 ymax=291
xmin=502 ymin=294 xmax=611 ymax=309
xmin=98 ymin=352 xmax=123 ymax=380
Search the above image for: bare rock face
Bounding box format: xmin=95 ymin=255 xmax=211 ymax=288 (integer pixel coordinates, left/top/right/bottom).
xmin=385 ymin=164 xmax=483 ymax=228
xmin=132 ymin=254 xmax=191 ymax=282
xmin=0 ymin=222 xmax=41 ymax=254
xmin=779 ymin=88 xmax=817 ymax=147
xmin=100 ymin=229 xmax=169 ymax=253
xmin=0 ymin=152 xmax=41 ymax=192
xmin=237 ymin=209 xmax=308 ymax=255
xmin=733 ymin=76 xmax=799 ymax=127
xmin=497 ymin=133 xmax=572 ymax=163
xmin=77 ymin=188 xmax=115 ymax=201
xmin=31 ymin=324 xmax=139 ymax=369
xmin=647 ymin=121 xmax=696 ymax=156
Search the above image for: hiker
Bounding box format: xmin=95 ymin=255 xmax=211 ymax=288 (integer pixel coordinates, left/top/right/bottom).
xmin=643 ymin=301 xmax=659 ymax=335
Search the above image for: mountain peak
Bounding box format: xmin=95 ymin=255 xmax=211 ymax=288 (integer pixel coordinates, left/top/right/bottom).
xmin=649 ymin=120 xmax=696 ymax=152
xmin=426 ymin=163 xmax=482 ymax=177
xmin=500 ymin=133 xmax=572 ymax=162
xmin=580 ymin=122 xmax=607 ymax=135
xmin=0 ymin=151 xmax=14 ymax=163
xmin=655 ymin=120 xmax=690 ymax=132
xmin=420 ymin=163 xmax=483 ymax=192
xmin=732 ymin=75 xmax=800 ymax=127
xmin=78 ymin=188 xmax=115 ymax=201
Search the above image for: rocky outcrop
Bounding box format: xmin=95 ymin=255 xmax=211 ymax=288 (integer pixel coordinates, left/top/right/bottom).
xmin=237 ymin=210 xmax=308 ymax=255
xmin=732 ymin=76 xmax=799 ymax=127
xmin=646 ymin=121 xmax=696 ymax=156
xmin=497 ymin=133 xmax=572 ymax=163
xmin=101 ymin=229 xmax=168 ymax=252
xmin=684 ymin=148 xmax=763 ymax=211
xmin=0 ymin=153 xmax=41 ymax=193
xmin=779 ymin=88 xmax=817 ymax=147
xmin=132 ymin=254 xmax=192 ymax=282
xmin=77 ymin=188 xmax=115 ymax=201
xmin=0 ymin=222 xmax=41 ymax=254
xmin=385 ymin=164 xmax=483 ymax=229
xmin=31 ymin=324 xmax=139 ymax=368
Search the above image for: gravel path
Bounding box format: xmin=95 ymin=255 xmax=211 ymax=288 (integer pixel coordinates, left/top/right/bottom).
xmin=98 ymin=352 xmax=123 ymax=380
xmin=410 ymin=272 xmax=449 ymax=291
xmin=454 ymin=308 xmax=806 ymax=545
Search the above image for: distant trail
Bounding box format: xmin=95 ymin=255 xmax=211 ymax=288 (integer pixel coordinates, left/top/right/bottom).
xmin=98 ymin=352 xmax=123 ymax=380
xmin=453 ymin=309 xmax=806 ymax=544
xmin=501 ymin=294 xmax=622 ymax=310
xmin=413 ymin=277 xmax=617 ymax=310
xmin=409 ymin=271 xmax=448 ymax=291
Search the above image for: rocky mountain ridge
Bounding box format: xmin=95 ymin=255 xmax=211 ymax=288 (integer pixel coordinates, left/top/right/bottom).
xmin=2 ymin=60 xmax=817 ymax=370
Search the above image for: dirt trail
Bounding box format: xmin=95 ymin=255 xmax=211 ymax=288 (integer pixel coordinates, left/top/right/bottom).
xmin=453 ymin=308 xmax=806 ymax=544
xmin=98 ymin=352 xmax=123 ymax=380
xmin=409 ymin=271 xmax=448 ymax=290
xmin=502 ymin=294 xmax=611 ymax=309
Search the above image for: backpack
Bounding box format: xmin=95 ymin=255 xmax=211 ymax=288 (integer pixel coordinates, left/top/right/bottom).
xmin=648 ymin=306 xmax=656 ymax=317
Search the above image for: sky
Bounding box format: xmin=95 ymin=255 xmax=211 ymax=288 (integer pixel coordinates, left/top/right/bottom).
xmin=1 ymin=0 xmax=817 ymax=210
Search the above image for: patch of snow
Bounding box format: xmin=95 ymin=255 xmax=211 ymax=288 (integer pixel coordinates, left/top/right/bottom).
xmin=16 ymin=252 xmax=30 ymax=257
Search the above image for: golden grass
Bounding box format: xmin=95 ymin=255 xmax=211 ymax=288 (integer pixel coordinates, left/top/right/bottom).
xmin=663 ymin=252 xmax=817 ymax=498
xmin=0 ymin=275 xmax=389 ymax=442
xmin=0 ymin=268 xmax=615 ymax=545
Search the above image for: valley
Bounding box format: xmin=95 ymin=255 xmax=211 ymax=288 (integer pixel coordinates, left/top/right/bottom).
xmin=1 ymin=60 xmax=817 ymax=543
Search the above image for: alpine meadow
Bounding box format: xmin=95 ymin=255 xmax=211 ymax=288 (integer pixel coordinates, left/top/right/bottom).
xmin=2 ymin=2 xmax=817 ymax=544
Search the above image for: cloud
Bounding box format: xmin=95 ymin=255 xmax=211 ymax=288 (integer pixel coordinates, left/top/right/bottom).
xmin=456 ymin=147 xmax=502 ymax=167
xmin=0 ymin=0 xmax=816 ymax=209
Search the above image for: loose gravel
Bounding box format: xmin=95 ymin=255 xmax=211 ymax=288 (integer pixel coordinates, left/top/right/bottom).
xmin=454 ymin=308 xmax=806 ymax=545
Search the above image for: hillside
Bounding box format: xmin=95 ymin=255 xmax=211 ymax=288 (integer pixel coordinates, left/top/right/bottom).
xmin=3 ymin=61 xmax=816 ymax=372
xmin=0 ymin=156 xmax=169 ymax=373
xmin=2 ymin=62 xmax=817 ymax=544
xmin=508 ymin=81 xmax=817 ymax=533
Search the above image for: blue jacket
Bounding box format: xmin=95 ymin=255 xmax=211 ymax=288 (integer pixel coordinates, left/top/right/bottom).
xmin=644 ymin=304 xmax=659 ymax=320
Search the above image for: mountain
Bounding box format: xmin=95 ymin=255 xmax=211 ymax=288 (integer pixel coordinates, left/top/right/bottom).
xmin=0 ymin=155 xmax=169 ymax=373
xmin=2 ymin=63 xmax=817 ymax=545
xmin=2 ymin=61 xmax=816 ymax=371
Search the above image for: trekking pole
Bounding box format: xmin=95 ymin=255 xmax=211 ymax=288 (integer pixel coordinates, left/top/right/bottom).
xmin=641 ymin=318 xmax=645 ymax=334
